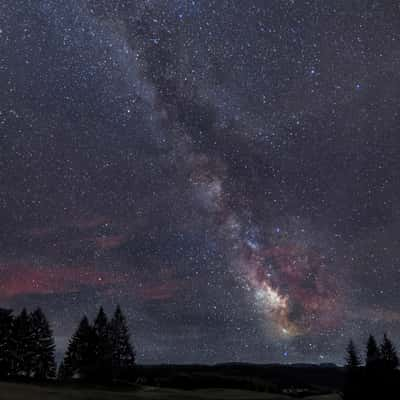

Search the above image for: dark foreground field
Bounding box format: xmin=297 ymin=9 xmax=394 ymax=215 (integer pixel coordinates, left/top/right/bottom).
xmin=0 ymin=382 xmax=340 ymax=400
xmin=0 ymin=364 xmax=343 ymax=400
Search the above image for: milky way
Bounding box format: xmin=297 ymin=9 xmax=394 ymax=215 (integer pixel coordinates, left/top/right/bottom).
xmin=1 ymin=1 xmax=400 ymax=364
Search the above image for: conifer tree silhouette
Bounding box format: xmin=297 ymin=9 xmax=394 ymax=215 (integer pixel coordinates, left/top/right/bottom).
xmin=342 ymin=339 xmax=363 ymax=399
xmin=0 ymin=308 xmax=13 ymax=377
xmin=343 ymin=335 xmax=400 ymax=399
xmin=30 ymin=308 xmax=56 ymax=379
xmin=10 ymin=309 xmax=35 ymax=376
xmin=380 ymin=333 xmax=399 ymax=370
xmin=110 ymin=305 xmax=135 ymax=380
xmin=345 ymin=339 xmax=361 ymax=370
xmin=93 ymin=307 xmax=112 ymax=380
xmin=366 ymin=334 xmax=381 ymax=369
xmin=62 ymin=316 xmax=96 ymax=380
xmin=61 ymin=306 xmax=136 ymax=382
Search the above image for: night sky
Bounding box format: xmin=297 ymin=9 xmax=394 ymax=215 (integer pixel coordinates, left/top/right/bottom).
xmin=1 ymin=0 xmax=400 ymax=364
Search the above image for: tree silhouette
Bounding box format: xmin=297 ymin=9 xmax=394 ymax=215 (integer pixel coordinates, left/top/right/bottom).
xmin=110 ymin=305 xmax=135 ymax=380
xmin=345 ymin=339 xmax=361 ymax=370
xmin=60 ymin=306 xmax=136 ymax=382
xmin=93 ymin=307 xmax=112 ymax=380
xmin=343 ymin=335 xmax=400 ymax=399
xmin=366 ymin=335 xmax=381 ymax=369
xmin=0 ymin=308 xmax=13 ymax=377
xmin=62 ymin=316 xmax=96 ymax=380
xmin=380 ymin=333 xmax=399 ymax=370
xmin=30 ymin=308 xmax=56 ymax=379
xmin=10 ymin=309 xmax=35 ymax=376
xmin=342 ymin=340 xmax=364 ymax=399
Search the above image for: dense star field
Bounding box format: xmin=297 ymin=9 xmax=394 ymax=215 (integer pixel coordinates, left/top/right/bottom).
xmin=1 ymin=1 xmax=400 ymax=364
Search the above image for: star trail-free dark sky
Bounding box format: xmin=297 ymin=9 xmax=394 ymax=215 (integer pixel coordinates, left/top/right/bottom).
xmin=1 ymin=0 xmax=400 ymax=364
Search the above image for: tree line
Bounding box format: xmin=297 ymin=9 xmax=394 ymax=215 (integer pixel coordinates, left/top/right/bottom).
xmin=343 ymin=334 xmax=400 ymax=399
xmin=0 ymin=308 xmax=55 ymax=379
xmin=0 ymin=305 xmax=135 ymax=382
xmin=60 ymin=305 xmax=135 ymax=381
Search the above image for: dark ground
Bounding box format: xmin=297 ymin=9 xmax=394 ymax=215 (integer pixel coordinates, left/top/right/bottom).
xmin=0 ymin=364 xmax=345 ymax=399
xmin=136 ymin=363 xmax=344 ymax=394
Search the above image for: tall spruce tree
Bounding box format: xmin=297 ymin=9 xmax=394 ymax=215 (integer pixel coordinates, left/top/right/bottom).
xmin=366 ymin=334 xmax=381 ymax=369
xmin=30 ymin=308 xmax=56 ymax=379
xmin=10 ymin=309 xmax=35 ymax=376
xmin=342 ymin=340 xmax=364 ymax=399
xmin=110 ymin=305 xmax=135 ymax=380
xmin=380 ymin=333 xmax=399 ymax=370
xmin=0 ymin=308 xmax=13 ymax=377
xmin=93 ymin=307 xmax=112 ymax=380
xmin=345 ymin=339 xmax=361 ymax=370
xmin=62 ymin=316 xmax=96 ymax=380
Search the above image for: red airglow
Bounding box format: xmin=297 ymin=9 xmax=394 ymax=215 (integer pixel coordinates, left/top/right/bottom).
xmin=0 ymin=263 xmax=183 ymax=302
xmin=0 ymin=263 xmax=121 ymax=299
xmin=136 ymin=280 xmax=182 ymax=300
xmin=95 ymin=234 xmax=127 ymax=250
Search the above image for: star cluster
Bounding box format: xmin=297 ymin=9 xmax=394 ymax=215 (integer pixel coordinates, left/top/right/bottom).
xmin=1 ymin=1 xmax=400 ymax=364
